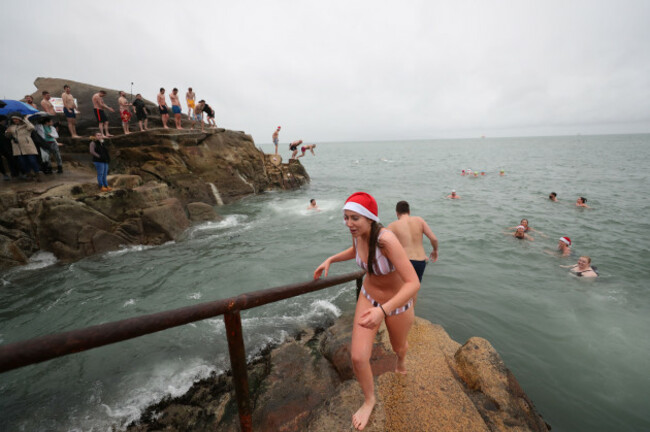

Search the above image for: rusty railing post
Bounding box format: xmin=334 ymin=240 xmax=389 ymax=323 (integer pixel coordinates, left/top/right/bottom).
xmin=224 ymin=310 xmax=252 ymax=432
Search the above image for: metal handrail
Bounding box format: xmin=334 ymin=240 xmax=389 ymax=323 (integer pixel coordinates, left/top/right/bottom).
xmin=0 ymin=270 xmax=365 ymax=432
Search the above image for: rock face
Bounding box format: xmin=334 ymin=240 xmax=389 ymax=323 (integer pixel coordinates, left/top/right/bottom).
xmin=126 ymin=313 xmax=550 ymax=432
xmin=0 ymin=127 xmax=309 ymax=269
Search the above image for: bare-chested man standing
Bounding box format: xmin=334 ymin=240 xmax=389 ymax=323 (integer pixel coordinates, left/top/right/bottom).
xmin=41 ymin=91 xmax=56 ymax=115
xmin=61 ymin=85 xmax=81 ymax=138
xmin=272 ymin=126 xmax=281 ymax=155
xmin=186 ymin=87 xmax=196 ymax=120
xmin=170 ymin=88 xmax=183 ymax=129
xmin=92 ymin=90 xmax=115 ymax=137
xmin=387 ymin=201 xmax=438 ymax=305
xmin=157 ymin=88 xmax=169 ymax=129
xmin=118 ymin=91 xmax=132 ymax=135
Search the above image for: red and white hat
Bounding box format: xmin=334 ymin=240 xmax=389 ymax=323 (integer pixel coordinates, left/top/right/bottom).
xmin=559 ymin=236 xmax=571 ymax=246
xmin=343 ymin=192 xmax=379 ymax=222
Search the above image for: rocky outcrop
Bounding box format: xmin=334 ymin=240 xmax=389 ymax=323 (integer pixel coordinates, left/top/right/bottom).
xmin=0 ymin=127 xmax=309 ymax=269
xmin=125 ymin=313 xmax=550 ymax=432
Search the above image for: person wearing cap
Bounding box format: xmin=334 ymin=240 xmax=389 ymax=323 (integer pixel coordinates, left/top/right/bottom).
xmin=314 ymin=192 xmax=419 ymax=431
xmin=4 ymin=114 xmax=41 ymax=180
xmin=387 ymin=201 xmax=438 ymax=299
xmin=505 ymin=225 xmax=534 ymax=241
xmin=507 ymin=219 xmax=546 ymax=237
xmin=272 ymin=126 xmax=281 ymax=155
xmin=558 ymin=237 xmax=572 ymax=256
xmin=447 ymin=190 xmax=460 ymax=199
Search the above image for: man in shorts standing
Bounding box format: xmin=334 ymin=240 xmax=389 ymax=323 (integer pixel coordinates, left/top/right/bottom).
xmin=170 ymin=88 xmax=183 ymax=129
xmin=272 ymin=126 xmax=281 ymax=155
xmin=118 ymin=91 xmax=132 ymax=135
xmin=40 ymin=91 xmax=56 ymax=115
xmin=186 ymin=87 xmax=196 ymax=120
xmin=92 ymin=90 xmax=115 ymax=137
xmin=387 ymin=201 xmax=439 ymax=305
xmin=61 ymin=85 xmax=81 ymax=138
xmin=132 ymin=94 xmax=149 ymax=131
xmin=157 ymin=88 xmax=169 ymax=129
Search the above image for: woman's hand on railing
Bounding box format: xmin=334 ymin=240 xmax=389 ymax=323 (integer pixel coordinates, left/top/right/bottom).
xmin=314 ymin=258 xmax=331 ymax=279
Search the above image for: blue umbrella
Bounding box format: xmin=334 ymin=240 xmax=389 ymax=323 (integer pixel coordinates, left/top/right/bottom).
xmin=0 ymin=99 xmax=39 ymax=116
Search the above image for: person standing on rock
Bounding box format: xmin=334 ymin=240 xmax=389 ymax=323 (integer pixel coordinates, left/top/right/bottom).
xmin=314 ymin=192 xmax=419 ymax=431
xmin=186 ymin=87 xmax=196 ymax=120
xmin=204 ymin=102 xmax=216 ymax=128
xmin=170 ymin=88 xmax=183 ymax=129
xmin=92 ymin=90 xmax=115 ymax=137
xmin=5 ymin=114 xmax=41 ymax=181
xmin=192 ymin=100 xmax=205 ymax=132
xmin=24 ymin=95 xmax=38 ymax=109
xmin=387 ymin=201 xmax=438 ymax=303
xmin=157 ymin=88 xmax=169 ymax=129
xmin=61 ymin=85 xmax=81 ymax=138
xmin=118 ymin=91 xmax=132 ymax=135
xmin=89 ymin=132 xmax=112 ymax=192
xmin=40 ymin=91 xmax=57 ymax=115
xmin=132 ymin=94 xmax=149 ymax=131
xmin=272 ymin=126 xmax=281 ymax=155
xmin=41 ymin=117 xmax=63 ymax=174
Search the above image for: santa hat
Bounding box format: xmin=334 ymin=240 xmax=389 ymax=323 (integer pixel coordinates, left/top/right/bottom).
xmin=343 ymin=192 xmax=379 ymax=222
xmin=559 ymin=236 xmax=571 ymax=246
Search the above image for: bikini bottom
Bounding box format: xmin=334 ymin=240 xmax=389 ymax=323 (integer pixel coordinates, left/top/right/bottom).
xmin=360 ymin=286 xmax=413 ymax=316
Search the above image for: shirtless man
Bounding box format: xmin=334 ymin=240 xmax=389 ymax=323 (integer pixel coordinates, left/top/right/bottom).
xmin=186 ymin=87 xmax=196 ymax=119
xmin=118 ymin=91 xmax=132 ymax=134
xmin=557 ymin=237 xmax=572 ymax=256
xmin=192 ymin=100 xmax=205 ymax=132
xmin=296 ymin=144 xmax=316 ymax=158
xmin=549 ymin=192 xmax=558 ymax=202
xmin=447 ymin=190 xmax=460 ymax=199
xmin=157 ymin=88 xmax=169 ymax=128
xmin=24 ymin=95 xmax=38 ymax=109
xmin=307 ymin=198 xmax=320 ymax=211
xmin=272 ymin=126 xmax=281 ymax=155
xmin=387 ymin=200 xmax=438 ymax=304
xmin=170 ymin=88 xmax=183 ymax=129
xmin=92 ymin=90 xmax=115 ymax=137
xmin=61 ymin=85 xmax=80 ymax=137
xmin=40 ymin=91 xmax=56 ymax=115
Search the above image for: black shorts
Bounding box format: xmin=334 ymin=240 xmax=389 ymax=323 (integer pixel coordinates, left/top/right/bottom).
xmin=63 ymin=107 xmax=76 ymax=118
xmin=94 ymin=109 xmax=107 ymax=123
xmin=159 ymin=106 xmax=168 ymax=115
xmin=410 ymin=260 xmax=427 ymax=282
xmin=136 ymin=111 xmax=147 ymax=121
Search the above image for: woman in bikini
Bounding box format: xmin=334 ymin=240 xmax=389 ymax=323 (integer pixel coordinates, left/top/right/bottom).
xmin=314 ymin=192 xmax=419 ymax=430
xmin=562 ymin=256 xmax=598 ymax=278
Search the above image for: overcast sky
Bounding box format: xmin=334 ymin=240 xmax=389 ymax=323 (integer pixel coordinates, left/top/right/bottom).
xmin=3 ymin=1 xmax=649 ymax=143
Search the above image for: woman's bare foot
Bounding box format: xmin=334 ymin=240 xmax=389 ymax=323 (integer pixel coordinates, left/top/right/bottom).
xmin=352 ymin=397 xmax=376 ymax=430
xmin=395 ymin=355 xmax=407 ymax=374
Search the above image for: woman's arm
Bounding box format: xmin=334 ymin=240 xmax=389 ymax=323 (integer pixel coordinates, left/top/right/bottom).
xmin=313 ymin=246 xmax=355 ymax=279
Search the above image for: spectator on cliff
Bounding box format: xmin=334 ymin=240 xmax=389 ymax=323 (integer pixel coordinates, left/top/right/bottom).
xmin=92 ymin=90 xmax=115 ymax=138
xmin=192 ymin=100 xmax=205 ymax=132
xmin=186 ymin=87 xmax=196 ymax=119
xmin=24 ymin=95 xmax=38 ymax=109
xmin=0 ymin=116 xmax=20 ymax=180
xmin=41 ymin=117 xmax=63 ymax=174
xmin=297 ymin=144 xmax=316 ymax=158
xmin=272 ymin=126 xmax=281 ymax=155
xmin=157 ymin=88 xmax=169 ymax=129
xmin=89 ymin=132 xmax=111 ymax=192
xmin=5 ymin=114 xmax=41 ymax=180
xmin=118 ymin=91 xmax=132 ymax=135
xmin=204 ymin=102 xmax=216 ymax=128
xmin=132 ymin=94 xmax=149 ymax=131
xmin=61 ymin=84 xmax=81 ymax=138
xmin=170 ymin=88 xmax=183 ymax=129
xmin=289 ymin=140 xmax=302 ymax=159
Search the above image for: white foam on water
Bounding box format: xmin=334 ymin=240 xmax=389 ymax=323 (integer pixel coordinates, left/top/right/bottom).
xmin=187 ymin=292 xmax=202 ymax=300
xmin=23 ymin=251 xmax=58 ymax=270
xmin=99 ymin=360 xmax=219 ymax=430
xmin=123 ymin=299 xmax=136 ymax=307
xmin=106 ymin=244 xmax=156 ymax=257
xmin=188 ymin=214 xmax=247 ymax=235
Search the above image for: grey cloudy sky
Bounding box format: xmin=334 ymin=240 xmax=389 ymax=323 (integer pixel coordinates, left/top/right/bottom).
xmin=3 ymin=1 xmax=649 ymax=143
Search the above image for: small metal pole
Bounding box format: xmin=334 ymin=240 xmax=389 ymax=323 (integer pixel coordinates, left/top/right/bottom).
xmin=224 ymin=310 xmax=253 ymax=432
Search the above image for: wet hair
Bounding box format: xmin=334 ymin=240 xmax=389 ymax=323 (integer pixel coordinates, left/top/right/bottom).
xmin=549 ymin=192 xmax=557 ymax=198
xmin=310 ymin=199 xmax=315 ymax=204
xmin=63 ymin=84 xmax=70 ymax=90
xmin=366 ymin=221 xmax=384 ymax=275
xmin=514 ymin=230 xmax=525 ymax=239
xmin=42 ymin=91 xmax=49 ymax=95
xmin=580 ymin=256 xmax=592 ymax=264
xmin=521 ymin=218 xmax=528 ymax=225
xmin=580 ymin=197 xmax=587 ymax=203
xmin=395 ymin=200 xmax=410 ymax=215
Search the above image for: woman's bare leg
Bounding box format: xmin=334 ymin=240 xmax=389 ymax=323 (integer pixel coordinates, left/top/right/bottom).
xmin=385 ymin=307 xmax=414 ymax=374
xmin=350 ymin=295 xmax=380 ymax=430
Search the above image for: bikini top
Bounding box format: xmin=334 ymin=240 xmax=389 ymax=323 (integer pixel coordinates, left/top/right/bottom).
xmin=575 ymin=266 xmax=598 ymax=277
xmin=354 ymin=231 xmax=395 ymax=275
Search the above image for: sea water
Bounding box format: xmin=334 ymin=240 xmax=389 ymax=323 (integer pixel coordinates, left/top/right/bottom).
xmin=1 ymin=135 xmax=649 ymax=431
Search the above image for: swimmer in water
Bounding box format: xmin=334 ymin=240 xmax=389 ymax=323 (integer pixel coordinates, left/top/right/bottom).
xmin=461 ymin=169 xmax=466 ymax=176
xmin=505 ymin=225 xmax=534 ymax=241
xmin=561 ymin=256 xmax=598 ymax=278
xmin=447 ymin=190 xmax=461 ymax=199
xmin=307 ymin=198 xmax=320 ymax=211
xmin=576 ymin=197 xmax=590 ymax=208
xmin=499 ymin=169 xmax=505 ymax=176
xmin=557 ymin=236 xmax=572 ymax=256
xmin=508 ymin=219 xmax=546 ymax=237
xmin=549 ymin=192 xmax=558 ymax=202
